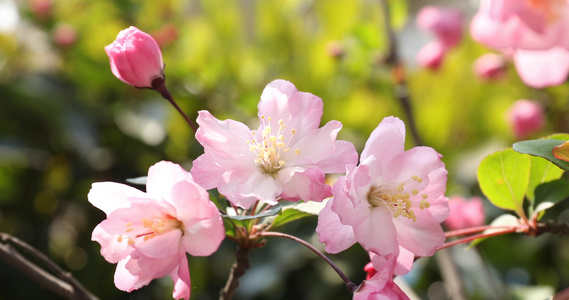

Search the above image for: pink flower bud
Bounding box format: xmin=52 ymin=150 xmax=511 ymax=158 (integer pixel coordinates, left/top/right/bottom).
xmin=444 ymin=196 xmax=485 ymax=231
xmin=363 ymin=262 xmax=377 ymax=280
xmin=507 ymin=100 xmax=545 ymax=139
xmin=473 ymin=53 xmax=507 ymax=81
xmin=417 ymin=6 xmax=463 ymax=48
xmin=105 ymin=26 xmax=165 ymax=88
xmin=417 ymin=41 xmax=446 ymax=70
xmin=53 ymin=24 xmax=78 ymax=48
xmin=29 ymin=0 xmax=53 ymax=21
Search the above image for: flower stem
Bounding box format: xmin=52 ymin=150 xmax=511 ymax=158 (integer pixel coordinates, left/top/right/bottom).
xmin=438 ymin=227 xmax=518 ymax=251
xmin=445 ymin=225 xmax=516 ymax=238
xmin=151 ymin=78 xmax=198 ymax=132
xmin=259 ymin=231 xmax=358 ymax=294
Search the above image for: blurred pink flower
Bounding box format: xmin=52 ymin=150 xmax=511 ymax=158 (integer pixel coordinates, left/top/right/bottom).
xmin=317 ymin=117 xmax=449 ymax=258
xmin=417 ymin=41 xmax=446 ymax=70
xmin=470 ymin=0 xmax=569 ymax=88
xmin=444 ymin=196 xmax=485 ymax=231
xmin=417 ymin=6 xmax=463 ymax=48
xmin=89 ymin=161 xmax=225 ymax=299
xmin=191 ymin=80 xmax=358 ymax=209
xmin=354 ymin=254 xmax=410 ymax=300
xmin=105 ymin=26 xmax=165 ymax=88
xmin=507 ymin=99 xmax=545 ymax=139
xmin=473 ymin=53 xmax=508 ymax=81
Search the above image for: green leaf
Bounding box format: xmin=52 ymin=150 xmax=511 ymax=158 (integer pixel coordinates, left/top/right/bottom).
xmin=271 ymin=208 xmax=314 ymax=228
xmin=271 ymin=201 xmax=325 ymax=228
xmin=513 ymin=139 xmax=569 ymax=171
xmin=533 ymin=179 xmax=569 ymax=220
xmin=222 ymin=203 xmax=284 ymax=220
xmin=477 ymin=148 xmax=530 ymax=216
xmin=526 ymin=156 xmax=564 ymax=203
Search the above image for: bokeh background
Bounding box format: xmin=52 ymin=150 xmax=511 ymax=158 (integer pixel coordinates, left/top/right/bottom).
xmin=1 ymin=0 xmax=569 ymax=299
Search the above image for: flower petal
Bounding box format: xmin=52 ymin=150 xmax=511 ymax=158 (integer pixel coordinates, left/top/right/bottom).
xmin=316 ymin=198 xmax=357 ymax=254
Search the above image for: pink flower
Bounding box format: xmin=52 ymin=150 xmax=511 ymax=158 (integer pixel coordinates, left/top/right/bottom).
xmin=444 ymin=196 xmax=485 ymax=231
xmin=88 ymin=161 xmax=225 ymax=299
xmin=473 ymin=53 xmax=508 ymax=81
xmin=354 ymin=254 xmax=410 ymax=300
xmin=507 ymin=99 xmax=545 ymax=139
xmin=105 ymin=26 xmax=165 ymax=88
xmin=470 ymin=0 xmax=569 ymax=88
xmin=417 ymin=6 xmax=463 ymax=48
xmin=191 ymin=80 xmax=358 ymax=209
xmin=416 ymin=41 xmax=446 ymax=70
xmin=317 ymin=117 xmax=449 ymax=258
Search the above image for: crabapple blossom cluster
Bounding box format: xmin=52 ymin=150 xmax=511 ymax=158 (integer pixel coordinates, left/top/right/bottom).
xmin=95 ymin=26 xmax=452 ymax=299
xmin=471 ymin=0 xmax=569 ymax=88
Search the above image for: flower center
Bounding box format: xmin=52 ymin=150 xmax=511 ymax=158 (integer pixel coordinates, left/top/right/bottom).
xmin=248 ymin=116 xmax=299 ymax=175
xmin=366 ymin=176 xmax=430 ymax=222
xmin=117 ymin=214 xmax=183 ymax=246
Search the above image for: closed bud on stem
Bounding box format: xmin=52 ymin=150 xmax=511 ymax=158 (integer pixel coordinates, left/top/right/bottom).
xmin=105 ymin=26 xmax=165 ymax=88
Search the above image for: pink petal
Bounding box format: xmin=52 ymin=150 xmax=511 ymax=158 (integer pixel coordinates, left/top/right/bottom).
xmin=360 ymin=117 xmax=405 ymax=164
xmin=316 ymin=198 xmax=357 ymax=254
xmin=315 ymin=140 xmax=358 ymax=173
xmin=353 ymin=206 xmax=398 ymax=256
xmin=125 ymin=252 xmax=182 ymax=280
xmin=146 ymin=161 xmax=192 ymax=201
xmin=114 ymin=257 xmax=152 ymax=292
xmin=195 ymin=110 xmax=256 ymax=169
xmin=258 ymin=80 xmax=324 ymax=132
xmin=190 ymin=154 xmax=225 ymax=190
xmin=514 ymin=46 xmax=569 ymax=88
xmin=88 ymin=182 xmax=146 ymax=215
xmin=288 ymin=120 xmax=342 ymax=166
xmin=280 ymin=167 xmax=331 ymax=202
xmin=234 ymin=171 xmax=281 ymax=207
xmin=168 ymin=181 xmax=225 ymax=256
xmin=170 ymin=255 xmax=191 ymax=300
xmin=393 ymin=208 xmax=445 ymax=257
xmin=134 ymin=230 xmax=182 ymax=259
xmin=92 ymin=220 xmax=133 ymax=263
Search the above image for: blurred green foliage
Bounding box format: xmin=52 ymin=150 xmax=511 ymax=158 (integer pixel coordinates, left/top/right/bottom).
xmin=1 ymin=0 xmax=569 ymax=299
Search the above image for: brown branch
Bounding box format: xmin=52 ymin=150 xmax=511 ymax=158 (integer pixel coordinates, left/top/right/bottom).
xmin=536 ymin=221 xmax=569 ymax=236
xmin=219 ymin=244 xmax=251 ymax=300
xmin=0 ymin=232 xmax=98 ymax=300
xmin=378 ymin=0 xmax=423 ymax=146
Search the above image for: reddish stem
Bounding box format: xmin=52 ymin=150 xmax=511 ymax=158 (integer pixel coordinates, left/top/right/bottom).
xmin=445 ymin=225 xmax=516 ymax=238
xmin=438 ymin=227 xmax=518 ymax=251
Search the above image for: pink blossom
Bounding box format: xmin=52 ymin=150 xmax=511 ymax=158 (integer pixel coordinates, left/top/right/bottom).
xmin=507 ymin=99 xmax=545 ymax=139
xmin=470 ymin=0 xmax=569 ymax=88
xmin=88 ymin=161 xmax=225 ymax=299
xmin=105 ymin=26 xmax=165 ymax=88
xmin=354 ymin=254 xmax=410 ymax=300
xmin=444 ymin=196 xmax=485 ymax=231
xmin=416 ymin=41 xmax=446 ymax=70
xmin=473 ymin=53 xmax=508 ymax=81
xmin=317 ymin=117 xmax=449 ymax=258
xmin=417 ymin=6 xmax=463 ymax=48
xmin=191 ymin=80 xmax=358 ymax=209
